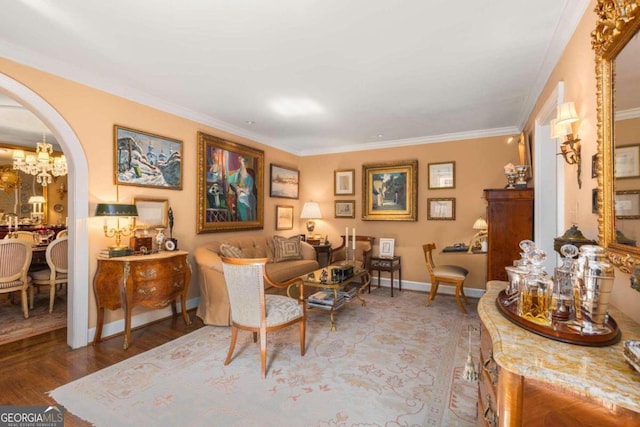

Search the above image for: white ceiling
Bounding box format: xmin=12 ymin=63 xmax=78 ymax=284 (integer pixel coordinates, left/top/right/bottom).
xmin=0 ymin=1 xmax=591 ymax=155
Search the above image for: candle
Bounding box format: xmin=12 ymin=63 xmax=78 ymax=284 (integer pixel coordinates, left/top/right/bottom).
xmin=352 ymin=228 xmax=356 ymax=250
xmin=345 ymin=227 xmax=349 ymax=245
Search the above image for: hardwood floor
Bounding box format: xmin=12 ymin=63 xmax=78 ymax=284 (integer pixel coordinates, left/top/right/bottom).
xmin=0 ymin=310 xmax=205 ymax=427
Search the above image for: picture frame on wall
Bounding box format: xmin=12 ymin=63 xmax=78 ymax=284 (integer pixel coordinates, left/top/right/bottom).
xmin=427 ymin=197 xmax=456 ymax=220
xmin=615 ymin=144 xmax=640 ymax=179
xmin=334 ymin=169 xmax=355 ymax=195
xmin=428 ymin=161 xmax=455 ymax=189
xmin=114 ymin=125 xmax=183 ymax=190
xmin=275 ymin=205 xmax=294 ymax=230
xmin=133 ymin=197 xmax=169 ymax=229
xmin=334 ymin=200 xmax=356 ymax=218
xmin=270 ymin=164 xmax=299 ymax=199
xmin=615 ymin=190 xmax=640 ymax=219
xmin=197 ymin=132 xmax=264 ymax=233
xmin=362 ymin=160 xmax=418 ymax=221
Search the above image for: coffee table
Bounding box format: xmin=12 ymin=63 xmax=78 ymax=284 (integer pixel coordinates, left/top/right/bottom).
xmin=287 ymin=265 xmax=371 ymax=331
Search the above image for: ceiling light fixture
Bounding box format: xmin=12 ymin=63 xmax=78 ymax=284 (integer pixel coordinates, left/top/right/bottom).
xmin=12 ymin=132 xmax=67 ymax=187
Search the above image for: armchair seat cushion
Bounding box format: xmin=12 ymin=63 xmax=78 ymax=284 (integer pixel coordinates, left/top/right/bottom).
xmin=264 ymin=294 xmax=304 ymax=327
xmin=433 ymin=265 xmax=468 ymax=279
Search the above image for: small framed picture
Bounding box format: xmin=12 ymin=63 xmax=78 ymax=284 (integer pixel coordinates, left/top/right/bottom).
xmin=270 ymin=164 xmax=299 ymax=199
xmin=379 ymin=238 xmax=395 ymax=258
xmin=334 ymin=169 xmax=355 ymax=195
xmin=591 ymin=154 xmax=598 ymax=179
xmin=592 ymin=188 xmax=598 ymax=214
xmin=427 ymin=197 xmax=456 ymax=220
xmin=615 ymin=190 xmax=640 ymax=219
xmin=428 ymin=161 xmax=455 ymax=189
xmin=275 ymin=205 xmax=294 ymax=230
xmin=615 ymin=144 xmax=640 ymax=179
xmin=133 ymin=198 xmax=169 ymax=229
xmin=334 ymin=200 xmax=355 ymax=218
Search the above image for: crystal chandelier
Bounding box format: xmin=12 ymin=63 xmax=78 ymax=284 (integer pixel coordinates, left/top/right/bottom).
xmin=12 ymin=133 xmax=67 ymax=187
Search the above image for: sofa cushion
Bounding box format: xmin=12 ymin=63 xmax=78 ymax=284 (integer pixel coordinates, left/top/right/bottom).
xmin=266 ymin=259 xmax=319 ymax=283
xmin=219 ymin=243 xmax=244 ymax=258
xmin=272 ymin=235 xmax=303 ymax=262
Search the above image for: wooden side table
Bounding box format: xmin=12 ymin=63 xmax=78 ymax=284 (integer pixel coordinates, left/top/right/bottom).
xmin=370 ymin=256 xmax=402 ymax=297
xmin=93 ymin=250 xmax=192 ymax=349
xmin=310 ymin=243 xmax=332 ymax=267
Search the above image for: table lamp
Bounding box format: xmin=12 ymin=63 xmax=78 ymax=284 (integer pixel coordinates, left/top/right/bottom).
xmin=95 ymin=203 xmax=138 ymax=249
xmin=300 ymin=201 xmax=322 ymax=237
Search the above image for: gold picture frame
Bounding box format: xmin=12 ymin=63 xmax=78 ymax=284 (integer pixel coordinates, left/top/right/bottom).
xmin=275 ymin=205 xmax=294 ymax=230
xmin=428 ymin=161 xmax=455 ymax=189
xmin=133 ymin=197 xmax=169 ymax=229
xmin=334 ymin=169 xmax=355 ymax=195
xmin=427 ymin=197 xmax=456 ymax=220
xmin=197 ymin=132 xmax=264 ymax=233
xmin=334 ymin=200 xmax=355 ymax=218
xmin=362 ymin=160 xmax=418 ymax=221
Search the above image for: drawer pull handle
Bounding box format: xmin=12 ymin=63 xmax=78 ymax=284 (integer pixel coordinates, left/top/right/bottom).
xmin=173 ymin=264 xmax=184 ymax=272
xmin=137 ymin=286 xmax=157 ymax=295
xmin=483 ymin=349 xmax=498 ymax=385
xmin=483 ymin=396 xmax=497 ymax=427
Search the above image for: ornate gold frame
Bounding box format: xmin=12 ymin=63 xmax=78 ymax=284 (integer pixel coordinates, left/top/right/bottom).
xmin=593 ymin=0 xmax=640 ymax=273
xmin=362 ymin=160 xmax=418 ymax=221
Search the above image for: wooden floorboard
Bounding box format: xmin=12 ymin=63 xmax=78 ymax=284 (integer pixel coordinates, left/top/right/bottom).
xmin=0 ymin=310 xmax=205 ymax=427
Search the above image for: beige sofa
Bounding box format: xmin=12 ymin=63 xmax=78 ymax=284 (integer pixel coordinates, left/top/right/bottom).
xmin=193 ymin=235 xmax=320 ymax=326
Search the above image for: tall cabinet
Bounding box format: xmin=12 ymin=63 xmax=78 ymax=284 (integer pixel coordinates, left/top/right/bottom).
xmin=484 ymin=188 xmax=534 ymax=281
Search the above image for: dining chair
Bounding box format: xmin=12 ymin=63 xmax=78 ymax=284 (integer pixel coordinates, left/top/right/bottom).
xmin=56 ymin=229 xmax=68 ymax=239
xmin=5 ymin=231 xmax=37 ymax=245
xmin=422 ymin=243 xmax=469 ymax=313
xmin=30 ymin=236 xmax=68 ymax=313
xmin=221 ymin=257 xmax=306 ymax=378
xmin=0 ymin=239 xmax=33 ymax=318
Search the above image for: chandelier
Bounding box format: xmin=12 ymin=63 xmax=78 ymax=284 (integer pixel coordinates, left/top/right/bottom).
xmin=12 ymin=133 xmax=67 ymax=187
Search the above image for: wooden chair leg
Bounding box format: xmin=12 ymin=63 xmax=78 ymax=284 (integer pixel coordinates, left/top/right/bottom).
xmin=260 ymin=328 xmax=267 ymax=378
xmin=454 ymin=280 xmax=468 ymax=314
xmin=299 ymin=320 xmax=306 ymax=356
xmin=21 ymin=288 xmax=29 ymax=319
xmin=425 ymin=280 xmax=439 ymax=306
xmin=49 ymin=282 xmax=56 ymax=313
xmin=224 ymin=326 xmax=238 ymax=366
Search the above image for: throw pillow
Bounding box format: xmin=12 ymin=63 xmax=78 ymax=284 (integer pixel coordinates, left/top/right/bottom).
xmin=272 ymin=235 xmax=303 ymax=262
xmin=219 ymin=243 xmax=244 ymax=258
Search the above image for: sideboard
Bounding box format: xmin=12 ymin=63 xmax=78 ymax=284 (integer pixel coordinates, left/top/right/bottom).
xmin=478 ymin=281 xmax=640 ymax=426
xmin=93 ymin=251 xmax=192 ymax=349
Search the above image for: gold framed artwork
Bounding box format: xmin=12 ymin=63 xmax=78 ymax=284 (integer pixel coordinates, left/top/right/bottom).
xmin=270 ymin=164 xmax=299 ymax=199
xmin=615 ymin=190 xmax=640 ymax=219
xmin=275 ymin=205 xmax=294 ymax=230
xmin=334 ymin=169 xmax=355 ymax=195
xmin=334 ymin=200 xmax=355 ymax=218
xmin=133 ymin=197 xmax=169 ymax=229
xmin=428 ymin=161 xmax=455 ymax=189
xmin=427 ymin=197 xmax=456 ymax=220
xmin=114 ymin=125 xmax=183 ymax=189
xmin=614 ymin=144 xmax=640 ymax=179
xmin=197 ymin=132 xmax=264 ymax=233
xmin=362 ymin=160 xmax=418 ymax=221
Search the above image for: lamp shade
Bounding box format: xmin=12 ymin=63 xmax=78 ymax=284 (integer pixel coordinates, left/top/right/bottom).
xmin=473 ymin=217 xmax=488 ymax=231
xmin=556 ymin=102 xmax=579 ymax=125
xmin=95 ymin=203 xmax=138 ymax=217
xmin=300 ymin=201 xmax=322 ymax=219
xmin=28 ymin=196 xmax=46 ymax=204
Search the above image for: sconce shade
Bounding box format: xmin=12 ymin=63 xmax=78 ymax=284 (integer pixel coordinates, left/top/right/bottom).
xmin=550 ymin=119 xmax=573 ymax=140
xmin=95 ymin=203 xmax=138 ymax=217
xmin=473 ymin=217 xmax=488 ymax=231
xmin=28 ymin=196 xmax=46 ymax=204
xmin=300 ymin=202 xmax=322 ymax=219
xmin=556 ymin=102 xmax=579 ymax=125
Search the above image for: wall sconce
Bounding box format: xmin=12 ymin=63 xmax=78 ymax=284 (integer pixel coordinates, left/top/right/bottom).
xmin=95 ymin=203 xmax=138 ymax=249
xmin=551 ymin=101 xmax=582 ymax=188
xmin=468 ymin=217 xmax=488 ymax=253
xmin=57 ymin=181 xmax=67 ymax=199
xmin=300 ymin=201 xmax=322 ymax=236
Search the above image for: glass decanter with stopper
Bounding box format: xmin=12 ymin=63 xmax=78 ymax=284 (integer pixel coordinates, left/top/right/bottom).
xmin=551 ymin=243 xmax=578 ymax=322
xmin=518 ymin=247 xmax=553 ymax=326
xmin=505 ymin=240 xmax=537 ymax=297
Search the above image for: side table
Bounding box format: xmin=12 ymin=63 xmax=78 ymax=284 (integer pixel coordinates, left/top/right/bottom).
xmin=310 ymin=242 xmax=332 ymax=267
xmin=93 ymin=250 xmax=192 ymax=349
xmin=370 ymin=256 xmax=402 ymax=297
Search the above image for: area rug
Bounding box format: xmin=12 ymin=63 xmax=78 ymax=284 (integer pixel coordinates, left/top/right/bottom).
xmin=50 ymin=289 xmax=480 ymax=426
xmin=0 ymin=290 xmax=66 ymax=346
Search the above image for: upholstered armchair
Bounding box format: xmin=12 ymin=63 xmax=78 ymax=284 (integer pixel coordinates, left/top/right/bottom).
xmin=0 ymin=240 xmax=33 ymax=318
xmin=31 ymin=236 xmax=68 ymax=313
xmin=330 ymin=235 xmax=375 ymax=271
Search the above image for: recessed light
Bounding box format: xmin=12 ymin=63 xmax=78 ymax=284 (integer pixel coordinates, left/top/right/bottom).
xmin=377 ymin=134 xmax=384 ymax=138
xmin=245 ymin=120 xmax=256 ymax=125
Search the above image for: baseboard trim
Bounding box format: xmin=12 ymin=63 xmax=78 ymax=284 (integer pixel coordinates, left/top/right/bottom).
xmin=87 ymin=297 xmax=201 ymax=343
xmin=371 ymin=277 xmax=485 ymax=300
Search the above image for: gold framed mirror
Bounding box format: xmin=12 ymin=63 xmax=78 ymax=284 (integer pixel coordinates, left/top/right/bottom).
xmin=594 ymin=1 xmax=640 ymax=275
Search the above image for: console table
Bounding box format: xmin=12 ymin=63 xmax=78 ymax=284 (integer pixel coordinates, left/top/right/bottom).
xmin=478 ymin=281 xmax=640 ymax=426
xmin=370 ymin=256 xmax=401 ymax=297
xmin=93 ymin=251 xmax=192 ymax=349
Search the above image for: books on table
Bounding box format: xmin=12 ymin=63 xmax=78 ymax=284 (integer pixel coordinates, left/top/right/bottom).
xmin=307 ymin=290 xmax=345 ymax=310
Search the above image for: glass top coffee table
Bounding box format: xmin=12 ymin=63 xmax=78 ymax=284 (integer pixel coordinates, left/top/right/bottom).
xmin=288 ymin=265 xmax=371 ymax=331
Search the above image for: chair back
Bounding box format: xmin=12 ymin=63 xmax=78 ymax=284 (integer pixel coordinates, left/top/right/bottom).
xmin=422 ymin=243 xmax=437 ymax=276
xmin=6 ymin=231 xmax=37 ymax=245
xmin=221 ymin=257 xmax=268 ymax=328
xmin=0 ymin=240 xmax=33 ymax=283
xmin=56 ymin=229 xmax=68 ymax=239
xmin=331 ymin=235 xmax=375 ymax=269
xmin=46 ymin=236 xmax=68 ymax=273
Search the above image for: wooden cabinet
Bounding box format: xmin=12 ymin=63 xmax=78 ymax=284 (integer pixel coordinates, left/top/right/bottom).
xmin=93 ymin=251 xmax=192 ymax=349
xmin=484 ymin=189 xmax=533 ymax=281
xmin=478 ymin=281 xmax=640 ymax=426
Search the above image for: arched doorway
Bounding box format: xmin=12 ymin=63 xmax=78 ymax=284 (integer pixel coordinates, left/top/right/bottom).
xmin=0 ymin=72 xmax=89 ymax=348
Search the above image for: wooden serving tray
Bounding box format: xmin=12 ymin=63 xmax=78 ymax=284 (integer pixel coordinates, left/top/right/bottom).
xmin=495 ymin=290 xmax=621 ymax=347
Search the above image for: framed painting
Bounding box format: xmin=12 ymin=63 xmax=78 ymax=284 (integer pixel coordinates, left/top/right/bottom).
xmin=334 ymin=169 xmax=355 ymax=195
xmin=270 ymin=164 xmax=299 ymax=199
xmin=133 ymin=197 xmax=169 ymax=229
xmin=379 ymin=238 xmax=395 ymax=258
xmin=197 ymin=132 xmax=264 ymax=233
xmin=362 ymin=160 xmax=418 ymax=221
xmin=114 ymin=125 xmax=183 ymax=189
xmin=428 ymin=161 xmax=455 ymax=189
xmin=615 ymin=144 xmax=640 ymax=179
xmin=615 ymin=190 xmax=640 ymax=219
xmin=334 ymin=200 xmax=355 ymax=218
xmin=427 ymin=198 xmax=456 ymax=220
xmin=275 ymin=205 xmax=294 ymax=230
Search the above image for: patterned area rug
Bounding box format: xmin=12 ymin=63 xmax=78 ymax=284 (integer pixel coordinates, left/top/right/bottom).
xmin=0 ymin=289 xmax=66 ymax=346
xmin=50 ymin=289 xmax=480 ymax=426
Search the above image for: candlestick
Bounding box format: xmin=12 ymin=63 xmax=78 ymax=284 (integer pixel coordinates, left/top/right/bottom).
xmin=352 ymin=228 xmax=356 ymax=250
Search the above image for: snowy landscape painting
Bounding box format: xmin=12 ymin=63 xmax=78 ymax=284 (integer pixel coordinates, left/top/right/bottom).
xmin=114 ymin=125 xmax=183 ymax=189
